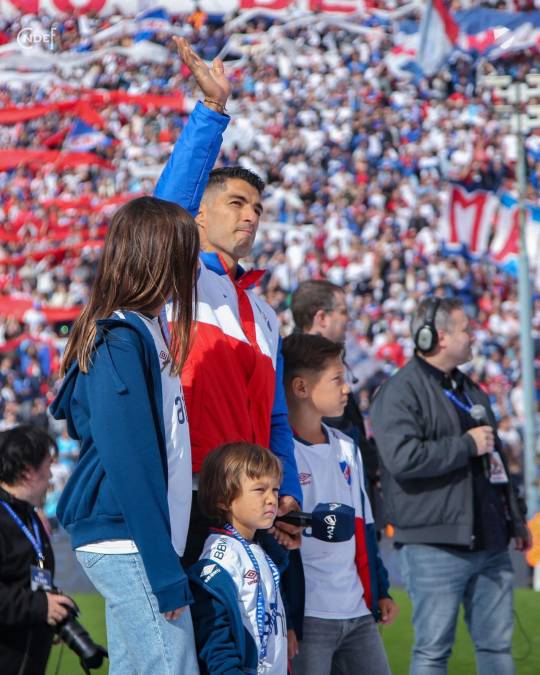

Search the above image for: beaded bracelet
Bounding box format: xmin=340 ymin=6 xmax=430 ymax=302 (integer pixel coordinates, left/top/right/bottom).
xmin=203 ymin=98 xmax=227 ymax=113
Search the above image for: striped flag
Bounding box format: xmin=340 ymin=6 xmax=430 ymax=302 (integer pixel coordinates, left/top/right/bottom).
xmin=490 ymin=193 xmax=540 ymax=273
xmin=417 ymin=0 xmax=460 ymax=76
xmin=63 ymin=119 xmax=111 ymax=152
xmin=440 ymin=183 xmax=498 ymax=257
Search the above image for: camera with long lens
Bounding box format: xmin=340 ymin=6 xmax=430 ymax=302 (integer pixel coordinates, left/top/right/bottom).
xmin=53 ymin=591 xmax=108 ymax=673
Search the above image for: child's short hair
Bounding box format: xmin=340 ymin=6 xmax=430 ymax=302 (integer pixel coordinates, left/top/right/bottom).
xmin=198 ymin=442 xmax=282 ymax=525
xmin=281 ymin=333 xmax=343 ymax=385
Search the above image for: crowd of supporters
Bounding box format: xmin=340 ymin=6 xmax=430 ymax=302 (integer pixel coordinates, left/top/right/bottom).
xmin=1 ymin=8 xmax=539 ymax=512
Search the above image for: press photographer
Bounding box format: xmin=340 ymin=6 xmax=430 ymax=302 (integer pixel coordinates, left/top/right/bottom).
xmin=0 ymin=425 xmax=87 ymax=675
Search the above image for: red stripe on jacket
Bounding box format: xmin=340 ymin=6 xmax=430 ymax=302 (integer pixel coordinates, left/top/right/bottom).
xmin=354 ymin=517 xmax=373 ymax=610
xmin=182 ymin=322 xmax=275 ymax=472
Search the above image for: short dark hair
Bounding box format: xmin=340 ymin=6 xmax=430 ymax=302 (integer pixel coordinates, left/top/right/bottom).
xmin=0 ymin=426 xmax=58 ymax=485
xmin=204 ymin=167 xmax=265 ymax=198
xmin=282 ymin=333 xmax=343 ymax=385
xmin=291 ymin=280 xmax=344 ymax=332
xmin=198 ymin=442 xmax=282 ymax=525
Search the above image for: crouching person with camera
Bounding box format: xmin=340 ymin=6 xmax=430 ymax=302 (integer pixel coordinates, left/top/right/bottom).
xmin=0 ymin=426 xmax=75 ymax=675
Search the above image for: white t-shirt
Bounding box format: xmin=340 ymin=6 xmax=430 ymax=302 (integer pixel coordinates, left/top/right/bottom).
xmin=200 ymin=532 xmax=288 ymax=674
xmin=293 ymin=425 xmax=372 ymax=620
xmin=78 ymin=311 xmax=192 ymax=556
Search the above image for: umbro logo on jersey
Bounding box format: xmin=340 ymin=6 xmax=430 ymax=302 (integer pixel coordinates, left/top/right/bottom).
xmin=243 ymin=569 xmax=258 ymax=585
xmin=299 ymin=472 xmax=312 ymax=485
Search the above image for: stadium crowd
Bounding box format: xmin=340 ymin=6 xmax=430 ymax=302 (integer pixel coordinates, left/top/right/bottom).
xmin=0 ymin=7 xmax=539 ymax=517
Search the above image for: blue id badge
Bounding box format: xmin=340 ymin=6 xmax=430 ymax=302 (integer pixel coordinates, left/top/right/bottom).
xmin=30 ymin=565 xmax=52 ymax=591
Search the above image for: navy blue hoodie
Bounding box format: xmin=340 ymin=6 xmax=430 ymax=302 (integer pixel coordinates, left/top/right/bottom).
xmin=50 ymin=312 xmax=192 ymax=613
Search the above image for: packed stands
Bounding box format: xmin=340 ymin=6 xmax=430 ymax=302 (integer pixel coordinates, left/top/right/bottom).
xmin=0 ymin=7 xmax=539 ymax=512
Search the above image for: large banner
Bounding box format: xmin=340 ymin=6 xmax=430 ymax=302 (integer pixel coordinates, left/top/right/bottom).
xmin=440 ymin=184 xmax=498 ymax=258
xmin=490 ymin=193 xmax=540 ymax=271
xmin=0 ymin=0 xmax=365 ymax=17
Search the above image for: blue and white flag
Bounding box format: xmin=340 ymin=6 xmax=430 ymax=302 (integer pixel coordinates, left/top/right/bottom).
xmin=490 ymin=193 xmax=540 ymax=273
xmin=135 ymin=8 xmax=171 ymax=42
xmin=63 ymin=119 xmax=111 ymax=152
xmin=385 ymin=20 xmax=423 ymax=81
xmin=417 ymin=0 xmax=460 ymax=76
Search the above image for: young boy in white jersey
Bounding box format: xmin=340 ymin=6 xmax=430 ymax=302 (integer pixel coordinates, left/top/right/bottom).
xmin=282 ymin=334 xmax=398 ymax=675
xmin=189 ymin=442 xmax=289 ymax=674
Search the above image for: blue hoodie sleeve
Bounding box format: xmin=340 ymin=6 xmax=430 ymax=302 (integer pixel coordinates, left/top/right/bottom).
xmin=190 ymin=579 xmax=245 ymax=675
xmin=270 ymin=337 xmax=302 ymax=507
xmin=189 ymin=559 xmax=257 ymax=674
xmin=84 ymin=329 xmax=192 ymax=613
xmin=154 ymin=102 xmax=229 ymax=215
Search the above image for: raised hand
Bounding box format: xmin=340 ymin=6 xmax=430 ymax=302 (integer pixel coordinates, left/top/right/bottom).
xmin=173 ymin=36 xmax=231 ymax=109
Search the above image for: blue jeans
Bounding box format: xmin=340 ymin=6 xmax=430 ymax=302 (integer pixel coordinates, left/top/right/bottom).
xmin=398 ymin=545 xmax=514 ymax=675
xmin=76 ymin=551 xmax=199 ymax=675
xmin=291 ymin=615 xmax=391 ymax=675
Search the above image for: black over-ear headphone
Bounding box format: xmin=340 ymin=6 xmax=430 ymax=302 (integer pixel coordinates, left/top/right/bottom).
xmin=414 ymin=297 xmax=441 ymax=353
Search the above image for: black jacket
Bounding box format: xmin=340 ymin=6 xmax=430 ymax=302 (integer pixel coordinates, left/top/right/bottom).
xmin=0 ymin=487 xmax=55 ymax=675
xmin=371 ymin=357 xmax=527 ymax=547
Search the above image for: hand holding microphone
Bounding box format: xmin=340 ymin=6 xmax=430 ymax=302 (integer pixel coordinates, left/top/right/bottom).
xmin=466 ymin=426 xmax=494 ymax=456
xmin=271 ymin=496 xmax=302 ymax=549
xmin=467 ymin=404 xmax=494 ymax=479
xmin=276 ymin=502 xmax=355 ymax=543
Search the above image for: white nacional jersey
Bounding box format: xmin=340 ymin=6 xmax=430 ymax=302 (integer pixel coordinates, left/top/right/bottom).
xmin=78 ymin=311 xmax=192 ymax=556
xmin=294 ymin=424 xmax=372 ymax=619
xmin=201 ymin=532 xmax=288 ymax=674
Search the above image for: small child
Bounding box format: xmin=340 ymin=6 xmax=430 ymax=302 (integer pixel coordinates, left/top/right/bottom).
xmin=189 ymin=442 xmax=289 ymax=674
xmin=282 ymin=334 xmax=398 ymax=675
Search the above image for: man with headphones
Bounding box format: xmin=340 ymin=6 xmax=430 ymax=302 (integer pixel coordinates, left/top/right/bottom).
xmin=370 ymin=296 xmax=529 ymax=675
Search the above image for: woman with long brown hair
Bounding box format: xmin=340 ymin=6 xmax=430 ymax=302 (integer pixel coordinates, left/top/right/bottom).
xmin=50 ymin=196 xmax=200 ymax=674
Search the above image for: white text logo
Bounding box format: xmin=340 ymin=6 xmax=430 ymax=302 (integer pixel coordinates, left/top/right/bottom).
xmin=17 ymin=25 xmax=57 ymax=51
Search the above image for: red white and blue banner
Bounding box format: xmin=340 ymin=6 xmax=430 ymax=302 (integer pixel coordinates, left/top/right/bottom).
xmin=417 ymin=0 xmax=459 ymax=77
xmin=63 ymin=119 xmax=112 ymax=152
xmin=441 ymin=184 xmax=498 ymax=258
xmin=0 ymin=0 xmax=364 ymax=17
xmin=3 ymin=4 xmax=540 ymax=78
xmin=440 ymin=187 xmax=540 ymax=271
xmin=490 ymin=193 xmax=540 ymax=272
xmin=394 ymin=6 xmax=540 ymax=78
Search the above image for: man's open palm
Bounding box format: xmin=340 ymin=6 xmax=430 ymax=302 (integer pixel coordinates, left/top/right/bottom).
xmin=173 ymin=36 xmax=231 ymax=106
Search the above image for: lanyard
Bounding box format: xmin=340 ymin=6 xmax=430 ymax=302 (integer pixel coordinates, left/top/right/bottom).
xmin=223 ymin=524 xmax=280 ymax=664
xmin=0 ymin=500 xmax=44 ymax=568
xmin=443 ymin=389 xmax=474 ymax=416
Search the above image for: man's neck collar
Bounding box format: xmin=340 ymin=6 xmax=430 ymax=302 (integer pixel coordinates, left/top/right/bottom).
xmin=200 ymin=251 xmax=244 ymax=279
xmin=415 ymin=352 xmax=455 ymax=376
